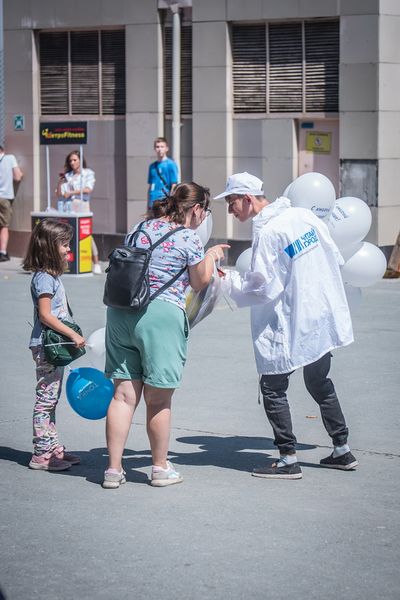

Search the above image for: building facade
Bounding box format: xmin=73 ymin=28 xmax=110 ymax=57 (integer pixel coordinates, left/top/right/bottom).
xmin=4 ymin=0 xmax=400 ymax=256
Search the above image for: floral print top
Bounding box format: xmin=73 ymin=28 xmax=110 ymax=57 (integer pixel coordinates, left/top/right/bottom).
xmin=125 ymin=219 xmax=204 ymax=310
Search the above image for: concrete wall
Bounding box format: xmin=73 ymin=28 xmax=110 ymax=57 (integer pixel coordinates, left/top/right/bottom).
xmin=4 ymin=0 xmax=400 ymax=252
xmin=375 ymin=5 xmax=400 ymax=245
xmin=339 ymin=0 xmax=400 ymax=245
xmin=4 ymin=26 xmax=34 ymax=232
xmin=4 ymin=0 xmax=161 ymax=242
xmin=192 ymin=15 xmax=233 ymax=240
xmin=231 ymin=118 xmax=297 ymax=240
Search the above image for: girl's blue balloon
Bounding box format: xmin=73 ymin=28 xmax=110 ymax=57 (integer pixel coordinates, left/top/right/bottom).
xmin=66 ymin=367 xmax=113 ymax=420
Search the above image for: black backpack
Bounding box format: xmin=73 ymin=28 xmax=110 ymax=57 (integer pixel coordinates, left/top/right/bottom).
xmin=103 ymin=222 xmax=186 ymax=311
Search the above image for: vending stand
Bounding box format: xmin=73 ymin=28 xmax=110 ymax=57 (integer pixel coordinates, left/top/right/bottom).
xmin=31 ymin=211 xmax=93 ymax=276
xmin=34 ymin=121 xmax=92 ymax=275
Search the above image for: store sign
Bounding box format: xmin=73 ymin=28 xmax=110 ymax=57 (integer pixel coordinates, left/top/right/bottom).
xmin=306 ymin=131 xmax=331 ymax=154
xmin=40 ymin=121 xmax=87 ymax=145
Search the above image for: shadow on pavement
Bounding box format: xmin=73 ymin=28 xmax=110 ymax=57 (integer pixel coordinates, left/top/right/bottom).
xmin=0 ymin=435 xmax=318 ymax=484
xmin=172 ymin=435 xmax=316 ymax=472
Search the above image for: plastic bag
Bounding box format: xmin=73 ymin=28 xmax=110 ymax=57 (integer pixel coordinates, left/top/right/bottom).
xmin=185 ymin=263 xmax=225 ymax=328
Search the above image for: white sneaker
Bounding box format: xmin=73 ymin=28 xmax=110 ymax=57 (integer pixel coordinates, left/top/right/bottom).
xmin=150 ymin=461 xmax=183 ymax=487
xmin=93 ymin=263 xmax=102 ymax=275
xmin=102 ymin=469 xmax=126 ymax=489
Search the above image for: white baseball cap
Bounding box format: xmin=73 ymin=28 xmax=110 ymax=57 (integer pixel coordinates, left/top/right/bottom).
xmin=214 ymin=172 xmax=264 ymax=199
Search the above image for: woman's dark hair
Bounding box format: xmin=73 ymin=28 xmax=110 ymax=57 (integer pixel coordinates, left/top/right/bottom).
xmin=22 ymin=219 xmax=73 ymax=277
xmin=152 ymin=182 xmax=210 ymax=224
xmin=64 ymin=150 xmax=87 ymax=173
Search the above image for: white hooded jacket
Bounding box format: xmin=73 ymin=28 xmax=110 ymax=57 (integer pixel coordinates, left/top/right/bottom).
xmin=229 ymin=197 xmax=354 ymax=375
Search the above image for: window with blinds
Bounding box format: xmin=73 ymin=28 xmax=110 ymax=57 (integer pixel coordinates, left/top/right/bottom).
xmin=232 ymin=24 xmax=266 ymax=113
xmin=164 ymin=24 xmax=192 ymax=115
xmin=39 ymin=30 xmax=126 ymax=116
xmin=232 ymin=20 xmax=339 ymax=114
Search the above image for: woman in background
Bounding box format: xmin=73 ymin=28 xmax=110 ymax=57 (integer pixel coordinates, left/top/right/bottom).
xmin=56 ymin=150 xmax=101 ymax=274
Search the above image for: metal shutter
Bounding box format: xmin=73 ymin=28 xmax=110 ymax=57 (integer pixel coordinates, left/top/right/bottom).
xmin=305 ymin=20 xmax=339 ymax=112
xmin=268 ymin=23 xmax=303 ymax=113
xmin=101 ymin=30 xmax=126 ymax=115
xmin=164 ymin=24 xmax=192 ymax=115
xmin=181 ymin=25 xmax=192 ymax=114
xmin=70 ymin=31 xmax=99 ymax=114
xmin=39 ymin=32 xmax=69 ymax=115
xmin=232 ymin=24 xmax=266 ymax=113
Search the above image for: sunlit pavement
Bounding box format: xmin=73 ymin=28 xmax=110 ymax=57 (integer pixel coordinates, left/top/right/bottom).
xmin=1 ymin=256 xmax=399 ymax=600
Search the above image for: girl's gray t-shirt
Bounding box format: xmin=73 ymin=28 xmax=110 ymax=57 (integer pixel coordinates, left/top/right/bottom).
xmin=29 ymin=271 xmax=71 ymax=348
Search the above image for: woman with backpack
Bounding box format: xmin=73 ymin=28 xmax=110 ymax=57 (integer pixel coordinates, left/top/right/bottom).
xmin=103 ymin=182 xmax=228 ymax=489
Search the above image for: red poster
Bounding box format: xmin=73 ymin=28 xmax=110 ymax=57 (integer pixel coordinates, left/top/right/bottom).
xmin=79 ymin=218 xmax=92 ymax=240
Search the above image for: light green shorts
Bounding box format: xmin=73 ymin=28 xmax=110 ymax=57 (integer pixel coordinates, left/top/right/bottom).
xmin=105 ymin=299 xmax=189 ymax=389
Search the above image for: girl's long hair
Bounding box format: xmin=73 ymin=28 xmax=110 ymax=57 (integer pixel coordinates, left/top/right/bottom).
xmin=152 ymin=182 xmax=210 ymax=224
xmin=63 ymin=150 xmax=87 ymax=174
xmin=22 ymin=219 xmax=73 ymax=277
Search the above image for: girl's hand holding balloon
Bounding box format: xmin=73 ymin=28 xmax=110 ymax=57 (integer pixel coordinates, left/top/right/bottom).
xmin=70 ymin=332 xmax=86 ymax=348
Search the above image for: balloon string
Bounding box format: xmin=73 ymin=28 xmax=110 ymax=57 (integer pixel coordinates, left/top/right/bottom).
xmin=44 ymin=342 xmax=75 ymax=346
xmin=44 ymin=342 xmax=94 ymax=348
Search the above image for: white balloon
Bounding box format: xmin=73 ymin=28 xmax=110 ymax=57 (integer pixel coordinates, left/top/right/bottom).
xmin=196 ymin=212 xmax=213 ymax=246
xmin=328 ymin=197 xmax=372 ymax=249
xmin=339 ymin=241 xmax=363 ymax=262
xmin=235 ymin=247 xmax=252 ymax=275
xmin=287 ymin=172 xmax=336 ymax=219
xmin=87 ymin=327 xmax=106 ymax=370
xmin=341 ymin=242 xmax=387 ymax=287
xmin=344 ymin=283 xmax=362 ymax=313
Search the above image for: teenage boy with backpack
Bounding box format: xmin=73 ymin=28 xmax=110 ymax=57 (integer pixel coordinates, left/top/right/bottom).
xmin=147 ymin=137 xmax=179 ymax=213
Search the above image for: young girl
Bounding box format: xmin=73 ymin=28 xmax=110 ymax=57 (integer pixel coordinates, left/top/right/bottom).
xmin=22 ymin=219 xmax=86 ymax=471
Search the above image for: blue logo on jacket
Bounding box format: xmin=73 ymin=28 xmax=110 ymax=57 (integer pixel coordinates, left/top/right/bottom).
xmin=284 ymin=228 xmax=319 ymax=258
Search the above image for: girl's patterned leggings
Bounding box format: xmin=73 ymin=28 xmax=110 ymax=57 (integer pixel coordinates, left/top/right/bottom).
xmin=31 ymin=346 xmax=64 ymax=456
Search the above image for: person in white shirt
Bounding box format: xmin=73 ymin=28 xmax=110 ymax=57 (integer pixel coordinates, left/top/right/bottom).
xmin=0 ymin=144 xmax=23 ymax=261
xmin=56 ymin=150 xmax=101 ymax=274
xmin=215 ymin=172 xmax=358 ymax=479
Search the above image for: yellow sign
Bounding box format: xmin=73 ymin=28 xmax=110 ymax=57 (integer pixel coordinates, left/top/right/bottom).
xmin=79 ymin=234 xmax=92 ymax=273
xmin=306 ymin=131 xmax=332 ymax=154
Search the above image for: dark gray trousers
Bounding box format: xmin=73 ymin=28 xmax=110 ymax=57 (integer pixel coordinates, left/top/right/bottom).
xmin=260 ymin=352 xmax=349 ymax=455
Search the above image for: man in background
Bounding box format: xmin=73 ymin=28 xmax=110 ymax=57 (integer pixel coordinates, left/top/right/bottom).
xmin=147 ymin=137 xmax=179 ymax=213
xmin=0 ymin=143 xmax=23 ymax=261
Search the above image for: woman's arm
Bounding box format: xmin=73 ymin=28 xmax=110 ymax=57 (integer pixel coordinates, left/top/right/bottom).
xmin=55 ymin=174 xmax=66 ymax=198
xmin=38 ymin=295 xmax=85 ymax=348
xmin=188 ymin=244 xmax=230 ymax=292
xmin=58 ymin=169 xmax=94 ymax=198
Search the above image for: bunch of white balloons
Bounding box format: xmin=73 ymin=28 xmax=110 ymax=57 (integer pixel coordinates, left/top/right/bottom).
xmin=235 ymin=172 xmax=387 ymax=311
xmin=284 ymin=173 xmax=387 ymax=302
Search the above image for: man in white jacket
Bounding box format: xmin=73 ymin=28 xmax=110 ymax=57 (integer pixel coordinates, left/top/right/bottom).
xmin=215 ymin=172 xmax=358 ymax=479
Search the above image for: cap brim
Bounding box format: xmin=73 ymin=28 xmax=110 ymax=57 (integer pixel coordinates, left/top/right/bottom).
xmin=214 ymin=188 xmax=263 ymax=200
xmin=213 ymin=191 xmax=230 ymax=200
